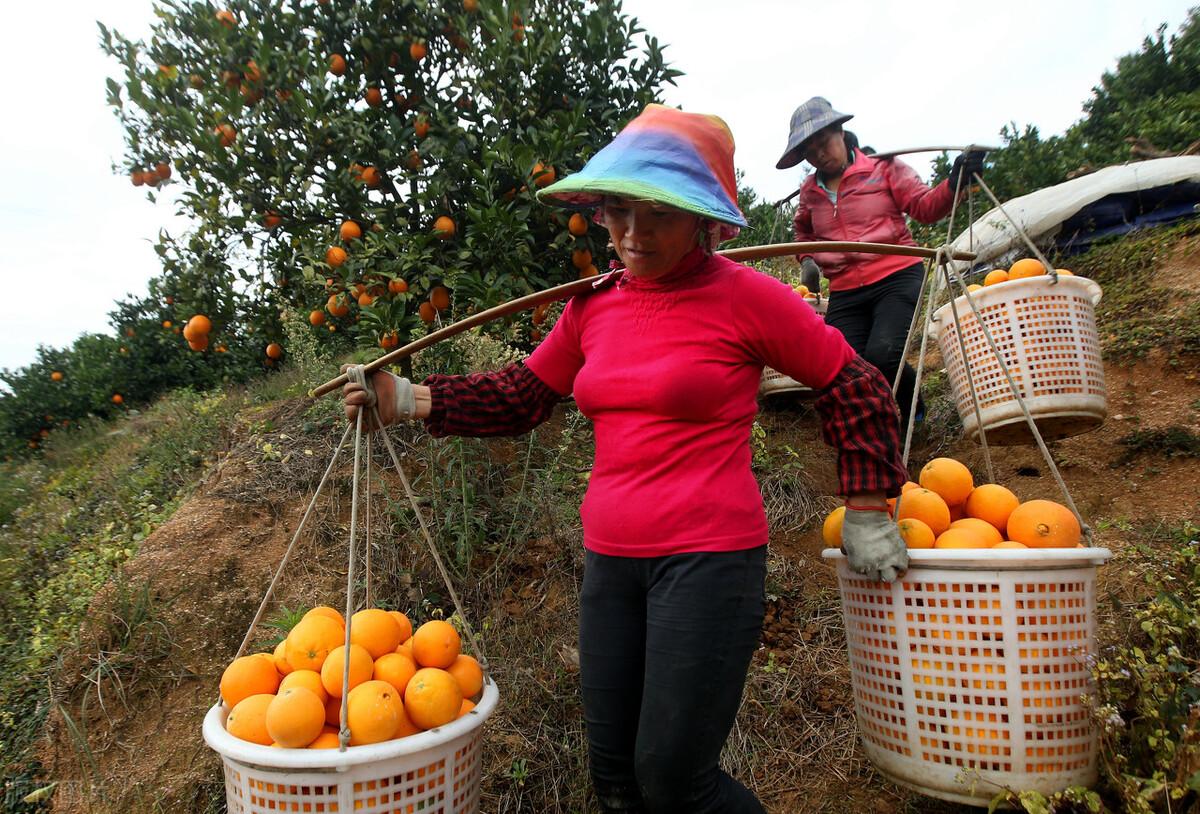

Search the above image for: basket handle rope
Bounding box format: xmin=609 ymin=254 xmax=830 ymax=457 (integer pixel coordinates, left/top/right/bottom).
xmin=895 ymin=170 xmax=1093 ymax=544
xmin=337 ymin=406 xmax=368 ymax=749
xmin=224 ymin=422 xmax=354 ymax=689
xmin=332 ymin=367 xmax=490 ymax=749
xmin=367 ymin=402 xmax=489 ymax=671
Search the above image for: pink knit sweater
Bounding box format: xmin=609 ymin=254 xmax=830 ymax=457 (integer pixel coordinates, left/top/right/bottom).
xmin=526 ymin=249 xmax=856 ymax=557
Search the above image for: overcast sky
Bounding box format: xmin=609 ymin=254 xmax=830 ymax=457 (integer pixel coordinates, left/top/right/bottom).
xmin=0 ymin=0 xmax=1194 ymax=373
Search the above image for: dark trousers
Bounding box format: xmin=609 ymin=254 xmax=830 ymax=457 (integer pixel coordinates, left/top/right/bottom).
xmin=579 ymin=547 xmax=768 ymax=814
xmin=825 ymin=263 xmax=925 ymax=427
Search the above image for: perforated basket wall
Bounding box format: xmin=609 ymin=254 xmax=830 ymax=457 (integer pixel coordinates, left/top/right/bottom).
xmin=929 ymin=276 xmax=1106 ymax=445
xmin=203 ymin=678 xmax=499 ymax=814
xmin=822 ymin=549 xmax=1110 ymax=806
xmin=760 ymin=297 xmax=827 ymax=400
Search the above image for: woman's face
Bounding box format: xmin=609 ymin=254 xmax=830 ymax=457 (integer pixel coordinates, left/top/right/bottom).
xmin=804 ymin=125 xmax=848 ymax=175
xmin=601 ymin=197 xmax=702 ymax=279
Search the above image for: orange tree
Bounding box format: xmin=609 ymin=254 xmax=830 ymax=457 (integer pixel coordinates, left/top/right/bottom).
xmin=100 ymin=0 xmax=678 ymax=354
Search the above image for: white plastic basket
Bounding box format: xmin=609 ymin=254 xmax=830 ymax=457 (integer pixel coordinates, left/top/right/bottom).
xmin=929 ymin=276 xmax=1107 ymax=445
xmin=203 ymin=677 xmax=499 ymax=813
xmin=822 ymin=548 xmax=1111 ymax=805
xmin=760 ymin=297 xmax=828 ymax=400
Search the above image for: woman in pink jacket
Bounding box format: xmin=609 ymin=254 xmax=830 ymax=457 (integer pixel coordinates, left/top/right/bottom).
xmin=344 ymin=104 xmax=909 ymax=813
xmin=777 ymin=97 xmax=984 ymax=426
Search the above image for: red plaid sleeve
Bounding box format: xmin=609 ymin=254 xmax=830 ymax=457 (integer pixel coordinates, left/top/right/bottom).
xmin=422 ymin=362 xmax=561 ymax=438
xmin=815 ymin=355 xmax=909 ymax=497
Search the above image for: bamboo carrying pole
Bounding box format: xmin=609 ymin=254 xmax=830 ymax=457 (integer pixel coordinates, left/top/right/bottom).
xmin=307 ymin=240 xmax=977 ymax=399
xmin=770 ymin=145 xmax=1000 ymax=207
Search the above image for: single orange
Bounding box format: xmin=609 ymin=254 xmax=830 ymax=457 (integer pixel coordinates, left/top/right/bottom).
xmin=993 ymin=541 xmax=1028 ymax=549
xmin=388 ymin=278 xmax=409 ymax=295
xmin=279 ymin=669 xmax=328 ymax=705
xmin=340 ymin=220 xmax=362 ymax=242
xmin=387 ymin=610 xmax=413 ymax=643
xmin=983 ymin=269 xmax=1009 ymax=286
xmin=365 ymin=87 xmax=383 ymax=107
xmin=897 ymin=517 xmax=935 ymax=549
xmin=221 ymin=655 xmax=281 ymax=708
xmin=430 ymin=286 xmax=451 ymax=312
xmin=445 ymin=654 xmax=484 ymax=699
xmin=894 ymin=488 xmax=952 ymax=536
xmin=404 ymin=668 xmax=463 ymax=729
xmin=433 ymin=216 xmax=456 ymax=239
xmin=919 ymin=457 xmax=974 ymax=506
xmin=411 ymin=620 xmax=461 ymax=669
xmin=329 ymin=54 xmax=346 ymax=76
xmin=1007 ymin=500 xmax=1081 ymax=548
xmin=568 ymin=213 xmax=589 ymax=236
xmin=326 ymin=246 xmax=347 ymax=267
xmin=360 ymin=166 xmax=382 ymax=188
xmin=821 ymin=507 xmax=845 ymax=548
xmin=374 ymin=651 xmax=418 ymax=695
xmin=572 ymin=248 xmax=592 ymax=269
xmin=934 ymin=528 xmax=988 ymax=549
xmin=532 ymin=161 xmax=556 ymax=187
xmin=308 ymin=731 xmax=341 ymax=749
xmin=949 ymin=517 xmax=1004 ymax=547
xmin=320 ymin=643 xmax=374 ymax=698
xmin=1008 ymin=258 xmax=1047 ymax=279
xmin=285 ymin=615 xmax=345 ymax=672
xmin=309 ymin=310 xmax=326 ymax=326
xmin=265 ymin=342 xmax=283 ymax=360
xmin=346 ymin=680 xmax=402 ymax=745
xmin=350 ymin=608 xmax=403 ymax=659
xmin=326 ymin=295 xmax=350 ymax=317
xmin=964 ymin=484 xmax=1020 ymax=533
xmin=266 ymin=687 xmax=325 ymax=748
xmin=324 ymin=694 xmax=344 ymax=727
xmin=226 ymin=694 xmax=274 ymax=745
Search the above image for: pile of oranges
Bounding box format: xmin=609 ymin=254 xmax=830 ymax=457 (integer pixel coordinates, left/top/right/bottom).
xmin=823 ymin=456 xmax=1082 ymax=551
xmin=220 ymin=606 xmax=483 ymax=749
xmin=976 ymin=258 xmax=1075 ymax=290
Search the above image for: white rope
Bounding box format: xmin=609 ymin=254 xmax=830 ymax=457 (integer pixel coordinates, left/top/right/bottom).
xmin=970 ymin=173 xmax=1062 ymax=284
xmin=370 ymin=407 xmax=489 ymax=672
xmin=228 ymin=422 xmax=352 ymax=671
xmin=337 ymin=408 xmax=366 ymax=750
xmin=935 ymin=248 xmax=997 ymax=485
xmin=932 ymin=267 xmax=1094 ymax=544
xmin=364 ymin=432 xmax=373 ymax=610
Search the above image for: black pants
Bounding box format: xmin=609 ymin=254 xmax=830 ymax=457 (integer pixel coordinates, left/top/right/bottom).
xmin=579 ymin=547 xmax=767 ymax=814
xmin=825 ymin=263 xmax=925 ymax=426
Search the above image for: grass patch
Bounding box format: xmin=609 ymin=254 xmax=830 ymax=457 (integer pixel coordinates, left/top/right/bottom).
xmin=1064 ymin=220 xmax=1200 ymax=361
xmin=1115 ymin=425 xmax=1200 ymax=464
xmin=0 ymin=386 xmax=247 ymax=810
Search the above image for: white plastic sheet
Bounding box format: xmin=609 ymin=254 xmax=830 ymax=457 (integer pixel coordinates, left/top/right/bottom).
xmin=948 ymin=156 xmax=1200 ymax=274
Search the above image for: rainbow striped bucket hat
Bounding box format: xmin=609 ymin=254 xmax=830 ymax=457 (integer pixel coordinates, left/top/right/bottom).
xmin=536 ymin=104 xmax=747 ymax=240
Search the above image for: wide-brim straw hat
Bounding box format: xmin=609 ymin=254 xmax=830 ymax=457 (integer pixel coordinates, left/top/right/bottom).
xmin=776 ymin=96 xmax=854 ymax=170
xmin=536 ymin=104 xmax=747 ymax=241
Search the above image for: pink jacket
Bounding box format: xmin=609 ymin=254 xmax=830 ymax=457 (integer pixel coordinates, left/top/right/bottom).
xmin=792 ymin=149 xmax=955 ymax=291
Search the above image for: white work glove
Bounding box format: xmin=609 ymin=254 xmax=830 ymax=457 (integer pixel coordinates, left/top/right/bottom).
xmin=841 ymin=507 xmax=908 ymax=583
xmin=341 ymin=365 xmax=416 ymax=430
